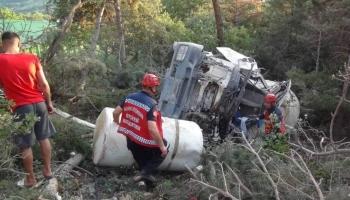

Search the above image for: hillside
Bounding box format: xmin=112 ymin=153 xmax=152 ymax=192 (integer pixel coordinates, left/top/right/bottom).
xmin=0 ymin=0 xmax=46 ymax=13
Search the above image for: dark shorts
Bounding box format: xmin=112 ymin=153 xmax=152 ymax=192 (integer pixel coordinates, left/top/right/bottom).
xmin=13 ymin=102 xmax=56 ymax=149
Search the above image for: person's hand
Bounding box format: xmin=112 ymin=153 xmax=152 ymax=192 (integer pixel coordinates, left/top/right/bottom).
xmin=160 ymin=145 xmax=168 ymax=157
xmin=113 ymin=114 xmax=120 ymax=125
xmin=47 ymin=102 xmax=54 ymax=114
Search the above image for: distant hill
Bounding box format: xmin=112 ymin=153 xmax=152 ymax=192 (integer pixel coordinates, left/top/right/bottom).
xmin=0 ymin=0 xmax=46 ymax=13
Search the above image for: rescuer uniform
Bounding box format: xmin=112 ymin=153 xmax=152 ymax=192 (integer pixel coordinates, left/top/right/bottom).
xmin=117 ymin=90 xmax=166 ymax=179
xmin=260 ymin=93 xmax=286 ymax=135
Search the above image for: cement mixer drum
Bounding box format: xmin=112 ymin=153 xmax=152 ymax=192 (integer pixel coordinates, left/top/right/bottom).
xmin=93 ymin=107 xmax=203 ymax=171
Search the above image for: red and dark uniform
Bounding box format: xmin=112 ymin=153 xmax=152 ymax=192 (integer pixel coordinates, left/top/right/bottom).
xmin=118 ymin=91 xmax=166 ymax=176
xmin=260 ymin=106 xmax=286 ymax=135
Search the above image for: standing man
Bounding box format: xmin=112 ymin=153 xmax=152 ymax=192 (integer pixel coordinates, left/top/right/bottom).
xmin=0 ymin=32 xmax=55 ymax=187
xmin=260 ymin=93 xmax=286 ymax=135
xmin=113 ymin=73 xmax=167 ymax=186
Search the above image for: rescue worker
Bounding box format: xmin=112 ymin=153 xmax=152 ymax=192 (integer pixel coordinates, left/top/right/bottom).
xmin=0 ymin=32 xmax=56 ymax=187
xmin=113 ymin=73 xmax=168 ymax=186
xmin=260 ymin=93 xmax=286 ymax=135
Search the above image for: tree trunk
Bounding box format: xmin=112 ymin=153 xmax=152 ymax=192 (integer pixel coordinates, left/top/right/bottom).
xmin=89 ymin=2 xmax=105 ymax=57
xmin=315 ymin=29 xmax=322 ymax=72
xmin=212 ymin=0 xmax=224 ymax=46
xmin=54 ymin=108 xmax=96 ymax=129
xmin=114 ymin=0 xmax=126 ymax=68
xmin=44 ymin=0 xmax=83 ymax=65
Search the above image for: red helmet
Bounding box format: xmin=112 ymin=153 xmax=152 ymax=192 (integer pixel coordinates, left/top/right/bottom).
xmin=142 ymin=73 xmax=160 ymax=87
xmin=265 ymin=93 xmax=277 ymax=104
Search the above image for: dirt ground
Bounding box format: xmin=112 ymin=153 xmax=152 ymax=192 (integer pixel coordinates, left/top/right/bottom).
xmin=0 ymin=158 xmax=195 ymax=200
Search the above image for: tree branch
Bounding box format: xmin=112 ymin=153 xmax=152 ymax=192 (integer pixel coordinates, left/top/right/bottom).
xmin=191 ymin=179 xmax=239 ymax=200
xmin=241 ymin=133 xmax=281 ymax=200
xmin=224 ymin=163 xmax=253 ymax=196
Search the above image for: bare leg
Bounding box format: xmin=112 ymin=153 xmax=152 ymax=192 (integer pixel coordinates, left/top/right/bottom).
xmin=21 ymin=148 xmax=37 ymax=186
xmin=39 ymin=139 xmax=52 ymax=177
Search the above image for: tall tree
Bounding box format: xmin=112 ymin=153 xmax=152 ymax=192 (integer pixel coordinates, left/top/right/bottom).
xmin=45 ymin=0 xmax=83 ymax=65
xmin=212 ymin=0 xmax=224 ymax=46
xmin=113 ymin=0 xmax=126 ymax=68
xmin=89 ymin=1 xmax=105 ymax=56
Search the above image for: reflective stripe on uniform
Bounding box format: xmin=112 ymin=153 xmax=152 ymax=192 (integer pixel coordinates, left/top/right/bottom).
xmin=125 ymin=98 xmax=150 ymax=112
xmin=119 ymin=127 xmax=157 ymax=146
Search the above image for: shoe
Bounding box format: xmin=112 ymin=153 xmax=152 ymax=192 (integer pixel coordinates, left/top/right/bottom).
xmin=44 ymin=175 xmax=54 ymax=180
xmin=137 ymin=180 xmax=146 ymax=189
xmin=16 ymin=178 xmax=37 ymax=188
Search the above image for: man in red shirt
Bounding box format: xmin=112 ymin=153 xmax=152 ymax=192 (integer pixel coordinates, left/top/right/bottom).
xmin=0 ymin=32 xmax=55 ymax=187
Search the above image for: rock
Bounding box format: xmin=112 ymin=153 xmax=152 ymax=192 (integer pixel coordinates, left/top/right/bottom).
xmin=43 ymin=178 xmax=62 ymax=200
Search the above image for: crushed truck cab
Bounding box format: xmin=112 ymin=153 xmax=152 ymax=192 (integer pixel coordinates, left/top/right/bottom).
xmin=159 ymin=42 xmax=300 ymax=143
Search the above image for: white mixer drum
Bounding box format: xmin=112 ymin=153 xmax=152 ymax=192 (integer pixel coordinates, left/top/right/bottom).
xmin=280 ymin=90 xmax=300 ymax=128
xmin=93 ymin=107 xmax=203 ymax=171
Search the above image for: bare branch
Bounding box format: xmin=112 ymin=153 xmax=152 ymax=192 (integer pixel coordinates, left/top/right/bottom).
xmin=292 ymin=150 xmax=325 ymax=200
xmin=191 ymin=179 xmax=239 ymax=200
xmin=329 ymin=56 xmax=350 ymax=145
xmin=217 ymin=162 xmax=229 ymax=194
xmin=241 ymin=133 xmax=281 ymax=200
xmin=290 ymin=142 xmax=350 ymax=156
xmin=224 ymin=163 xmax=253 ymax=196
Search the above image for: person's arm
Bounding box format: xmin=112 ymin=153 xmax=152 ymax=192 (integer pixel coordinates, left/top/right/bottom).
xmin=113 ymin=106 xmax=123 ymax=124
xmin=113 ymin=97 xmax=126 ymax=124
xmin=36 ymin=68 xmax=54 ymax=113
xmin=148 ymin=120 xmax=167 ymax=157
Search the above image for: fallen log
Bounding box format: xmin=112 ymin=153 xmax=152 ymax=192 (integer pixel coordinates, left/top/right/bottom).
xmin=54 ymin=108 xmax=96 ymax=129
xmin=56 ymin=153 xmax=85 ymax=177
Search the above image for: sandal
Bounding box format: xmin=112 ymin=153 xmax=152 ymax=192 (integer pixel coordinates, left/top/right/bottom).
xmin=16 ymin=178 xmax=37 ymax=188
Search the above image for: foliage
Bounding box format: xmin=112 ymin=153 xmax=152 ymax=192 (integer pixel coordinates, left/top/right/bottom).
xmin=184 ymin=5 xmax=217 ymax=50
xmin=0 ymin=7 xmax=25 ymax=20
xmin=263 ymin=134 xmax=289 ymax=153
xmin=253 ymin=0 xmax=350 ymax=79
xmin=50 ymin=116 xmax=92 ymax=160
xmin=188 ymin=139 xmax=350 ymax=199
xmin=0 ymin=98 xmax=38 ymax=180
xmin=0 ymin=7 xmax=50 ymax=20
xmin=287 ymin=68 xmax=350 ymax=133
xmin=162 ymin=0 xmax=207 ymax=20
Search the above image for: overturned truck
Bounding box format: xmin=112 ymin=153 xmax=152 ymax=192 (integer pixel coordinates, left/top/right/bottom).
xmin=159 ymin=42 xmax=300 ymax=143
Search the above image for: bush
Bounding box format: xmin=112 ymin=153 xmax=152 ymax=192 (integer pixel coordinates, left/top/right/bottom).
xmin=287 ymin=68 xmax=350 ymax=137
xmin=50 ymin=116 xmax=92 ymax=161
xmin=0 ymin=98 xmax=38 ymax=179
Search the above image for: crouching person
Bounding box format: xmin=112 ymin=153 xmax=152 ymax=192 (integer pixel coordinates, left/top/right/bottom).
xmin=260 ymin=93 xmax=286 ymax=135
xmin=113 ymin=73 xmax=168 ymax=186
xmin=260 ymin=93 xmax=288 ymax=152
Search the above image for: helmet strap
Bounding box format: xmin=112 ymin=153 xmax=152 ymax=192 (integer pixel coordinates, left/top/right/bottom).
xmin=150 ymin=87 xmax=157 ymax=95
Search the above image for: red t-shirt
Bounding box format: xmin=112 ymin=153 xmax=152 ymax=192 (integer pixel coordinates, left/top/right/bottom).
xmin=0 ymin=53 xmax=45 ymax=109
